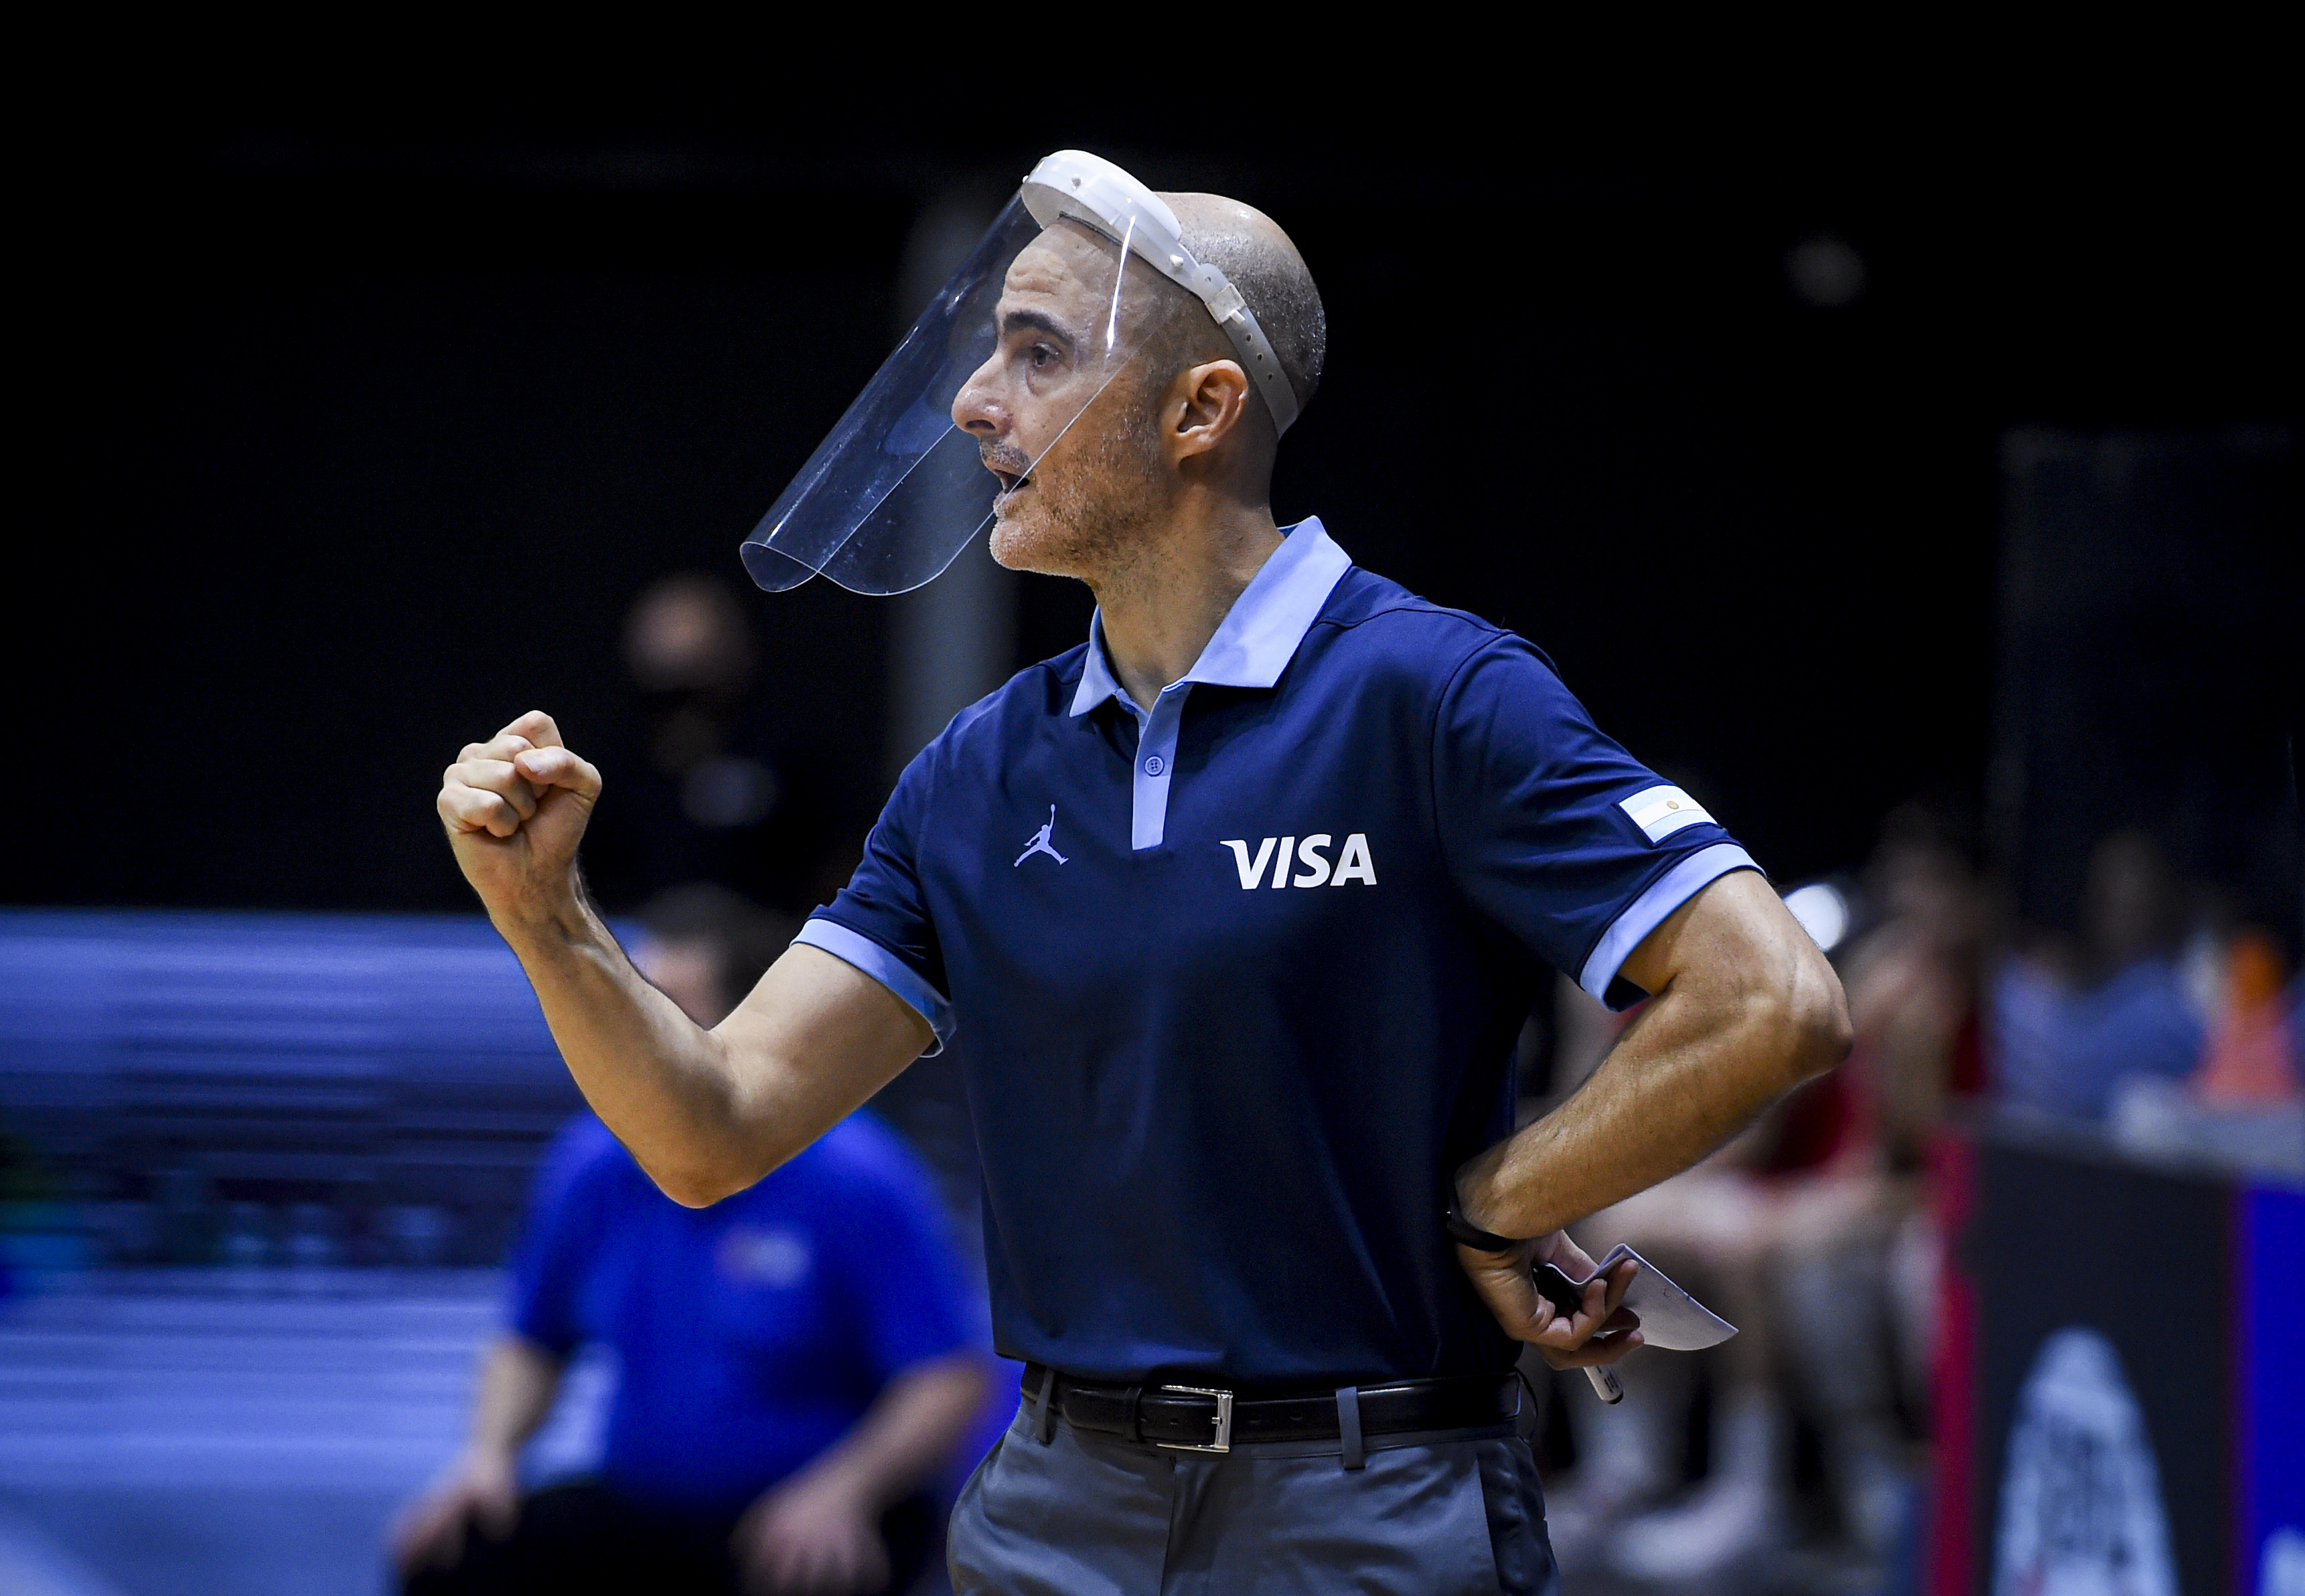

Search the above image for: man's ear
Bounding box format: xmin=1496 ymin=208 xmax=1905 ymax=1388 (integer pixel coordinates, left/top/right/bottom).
xmin=1168 ymin=360 xmax=1254 ymax=460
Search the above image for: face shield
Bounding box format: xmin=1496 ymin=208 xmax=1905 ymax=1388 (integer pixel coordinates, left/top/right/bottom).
xmin=740 ymin=150 xmax=1302 ymax=596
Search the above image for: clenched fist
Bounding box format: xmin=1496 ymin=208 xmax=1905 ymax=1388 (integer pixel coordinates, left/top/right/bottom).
xmin=437 ymin=710 xmax=602 ymax=925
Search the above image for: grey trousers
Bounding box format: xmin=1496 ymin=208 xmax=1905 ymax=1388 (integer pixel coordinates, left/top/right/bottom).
xmin=948 ymin=1405 xmax=1559 ymax=1595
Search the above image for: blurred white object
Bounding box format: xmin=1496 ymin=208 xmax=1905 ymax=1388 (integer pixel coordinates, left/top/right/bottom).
xmin=1783 ymin=882 xmax=1850 ymax=953
xmin=2109 ymin=1074 xmax=2305 ymax=1178
xmin=1542 ymin=1354 xmax=1684 ymax=1571
xmin=2176 ymin=927 xmax=2226 ymax=1024
xmin=1837 ymin=1433 xmax=1916 ymax=1562
xmin=2263 ymin=1526 xmax=2305 ymax=1596
xmin=1611 ymin=1392 xmax=1785 ymax=1580
xmin=1993 ymin=1328 xmax=2176 ymax=1596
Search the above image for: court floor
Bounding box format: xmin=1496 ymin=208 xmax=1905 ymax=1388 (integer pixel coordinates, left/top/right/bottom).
xmin=0 ymin=1271 xmax=498 ymax=1596
xmin=0 ymin=1272 xmax=1864 ymax=1595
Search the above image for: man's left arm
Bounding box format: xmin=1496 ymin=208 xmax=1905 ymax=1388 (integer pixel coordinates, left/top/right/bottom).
xmin=1453 ymin=868 xmax=1851 ymax=1357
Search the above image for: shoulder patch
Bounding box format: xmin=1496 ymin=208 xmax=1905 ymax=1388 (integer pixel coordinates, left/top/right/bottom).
xmin=1620 ymin=785 xmax=1714 ymax=843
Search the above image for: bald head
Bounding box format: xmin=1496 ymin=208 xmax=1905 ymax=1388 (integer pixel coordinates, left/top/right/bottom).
xmin=953 ymin=185 xmax=1323 ymax=578
xmin=1155 ymin=193 xmax=1327 ymax=420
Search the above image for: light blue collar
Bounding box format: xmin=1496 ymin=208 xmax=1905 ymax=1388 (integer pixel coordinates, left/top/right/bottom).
xmin=1069 ymin=517 xmax=1351 ymax=718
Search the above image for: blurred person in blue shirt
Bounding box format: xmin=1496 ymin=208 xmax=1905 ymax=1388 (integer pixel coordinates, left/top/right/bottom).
xmin=1992 ymin=831 xmax=2204 ymax=1119
xmin=392 ymin=886 xmax=988 ymax=1595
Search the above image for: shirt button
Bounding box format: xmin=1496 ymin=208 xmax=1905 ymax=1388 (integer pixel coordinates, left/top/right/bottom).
xmin=1143 ymin=754 xmax=1165 ymax=776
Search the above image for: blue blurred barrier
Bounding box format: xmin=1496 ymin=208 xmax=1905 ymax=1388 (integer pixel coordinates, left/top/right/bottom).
xmin=0 ymin=910 xmax=586 ymax=1273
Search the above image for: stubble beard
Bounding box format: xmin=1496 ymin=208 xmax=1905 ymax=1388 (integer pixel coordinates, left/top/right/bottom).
xmin=986 ymin=405 xmax=1168 ymax=584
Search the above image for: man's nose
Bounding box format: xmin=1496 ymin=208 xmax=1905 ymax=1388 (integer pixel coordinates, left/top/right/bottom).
xmin=952 ymin=352 xmax=1005 ymax=436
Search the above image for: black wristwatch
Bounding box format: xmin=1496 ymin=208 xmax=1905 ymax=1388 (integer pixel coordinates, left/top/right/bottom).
xmin=1442 ymin=1202 xmax=1526 ymax=1253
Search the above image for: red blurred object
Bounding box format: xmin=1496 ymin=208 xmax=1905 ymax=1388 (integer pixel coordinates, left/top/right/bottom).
xmin=1925 ymin=1131 xmax=1979 ymax=1596
xmin=1945 ymin=1007 xmax=1987 ymax=1099
xmin=1761 ymin=1068 xmax=1860 ymax=1176
xmin=2193 ymin=931 xmax=2300 ymax=1105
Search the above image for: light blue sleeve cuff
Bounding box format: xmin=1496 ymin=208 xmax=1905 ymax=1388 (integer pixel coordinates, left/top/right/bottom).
xmin=794 ymin=918 xmax=954 ymax=1056
xmin=1577 ymin=844 xmax=1761 ymax=1006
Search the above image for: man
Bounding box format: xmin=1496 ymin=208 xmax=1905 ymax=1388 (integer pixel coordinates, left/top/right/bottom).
xmin=391 ymin=885 xmax=988 ymax=1595
xmin=437 ymin=152 xmax=1848 ymax=1594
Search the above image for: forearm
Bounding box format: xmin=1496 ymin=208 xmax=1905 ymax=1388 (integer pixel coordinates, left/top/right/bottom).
xmin=496 ymin=886 xmax=771 ymax=1203
xmin=1461 ymin=934 xmax=1848 ymax=1239
xmin=788 ymin=1354 xmax=988 ymax=1509
xmin=442 ymin=716 xmax=931 ymax=1206
xmin=504 ymin=888 xmax=932 ymax=1206
xmin=467 ymin=1336 xmax=565 ymax=1458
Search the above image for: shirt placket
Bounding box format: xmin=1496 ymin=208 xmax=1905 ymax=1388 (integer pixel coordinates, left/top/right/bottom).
xmin=1120 ymin=684 xmax=1191 ymax=851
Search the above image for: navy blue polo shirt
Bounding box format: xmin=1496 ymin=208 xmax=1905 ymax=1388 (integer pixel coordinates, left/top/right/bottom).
xmin=794 ymin=520 xmax=1756 ymax=1390
xmin=510 ymin=1111 xmax=976 ymax=1515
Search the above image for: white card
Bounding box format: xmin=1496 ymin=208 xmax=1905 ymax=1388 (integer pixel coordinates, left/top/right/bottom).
xmin=1580 ymin=1243 xmax=1737 ymax=1351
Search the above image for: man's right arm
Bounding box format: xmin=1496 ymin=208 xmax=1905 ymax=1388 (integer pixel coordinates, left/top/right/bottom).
xmin=389 ymin=1334 xmax=565 ymax=1573
xmin=438 ymin=712 xmax=933 ymax=1206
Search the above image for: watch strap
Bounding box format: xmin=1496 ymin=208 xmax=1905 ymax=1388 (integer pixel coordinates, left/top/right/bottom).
xmin=1443 ymin=1204 xmax=1526 ymax=1253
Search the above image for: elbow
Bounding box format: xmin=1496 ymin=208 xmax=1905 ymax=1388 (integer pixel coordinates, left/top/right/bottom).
xmin=1732 ymin=941 xmax=1850 ymax=1095
xmin=630 ymin=1052 xmax=786 ymax=1209
xmin=646 ymin=1157 xmax=755 ymax=1210
xmin=1781 ymin=952 xmax=1853 ymax=1087
xmin=649 ymin=1172 xmax=725 ymax=1210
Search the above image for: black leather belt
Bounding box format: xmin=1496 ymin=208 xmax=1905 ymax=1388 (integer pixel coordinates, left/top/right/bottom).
xmin=1023 ymin=1366 xmax=1517 ymax=1454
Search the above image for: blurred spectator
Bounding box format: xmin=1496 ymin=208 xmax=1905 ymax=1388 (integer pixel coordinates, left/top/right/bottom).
xmin=391 ymin=886 xmax=987 ymax=1595
xmin=1771 ymin=813 xmax=1985 ymax=1561
xmin=1554 ymin=1124 xmax=1790 ymax=1582
xmin=628 ymin=882 xmax=802 ymax=1028
xmin=2192 ymin=928 xmax=2301 ymax=1104
xmin=1992 ymin=830 xmax=2203 ymax=1121
xmin=1549 ymin=807 xmax=1984 ymax=1582
xmin=582 ymin=574 xmax=838 ymax=914
xmin=2107 ymin=925 xmax=2305 ymax=1180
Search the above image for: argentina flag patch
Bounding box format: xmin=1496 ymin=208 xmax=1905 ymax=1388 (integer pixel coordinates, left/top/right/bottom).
xmin=1619 ymin=785 xmax=1714 ymax=844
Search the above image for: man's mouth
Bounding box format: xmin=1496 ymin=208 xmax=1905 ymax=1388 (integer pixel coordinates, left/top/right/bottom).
xmin=983 ymin=445 xmax=1034 ymax=499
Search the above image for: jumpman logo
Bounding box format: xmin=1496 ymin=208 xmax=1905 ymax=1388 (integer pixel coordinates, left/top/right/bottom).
xmin=1014 ymin=805 xmax=1069 ymax=868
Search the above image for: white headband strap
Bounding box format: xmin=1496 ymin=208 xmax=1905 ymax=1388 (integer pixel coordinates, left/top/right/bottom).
xmin=1020 ymin=150 xmax=1301 ymax=437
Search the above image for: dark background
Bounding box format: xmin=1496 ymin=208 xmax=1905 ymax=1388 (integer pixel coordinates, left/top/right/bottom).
xmin=15 ymin=106 xmax=2296 ymax=917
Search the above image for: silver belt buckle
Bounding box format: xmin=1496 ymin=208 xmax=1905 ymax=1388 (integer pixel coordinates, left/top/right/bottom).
xmin=1153 ymin=1384 xmax=1234 ymax=1453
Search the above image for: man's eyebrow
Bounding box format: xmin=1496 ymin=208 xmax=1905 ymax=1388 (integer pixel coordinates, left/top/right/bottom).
xmin=998 ymin=308 xmax=1073 ymax=342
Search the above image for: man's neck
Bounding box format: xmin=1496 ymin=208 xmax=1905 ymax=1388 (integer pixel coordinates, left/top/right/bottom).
xmin=1090 ymin=501 xmax=1282 ymax=711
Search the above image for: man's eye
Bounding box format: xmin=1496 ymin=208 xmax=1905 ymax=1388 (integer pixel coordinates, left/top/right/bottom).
xmin=1027 ymin=343 xmax=1057 ymax=369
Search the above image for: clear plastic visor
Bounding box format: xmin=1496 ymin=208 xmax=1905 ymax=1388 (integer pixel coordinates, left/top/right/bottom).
xmin=741 ymin=195 xmax=1165 ymax=594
